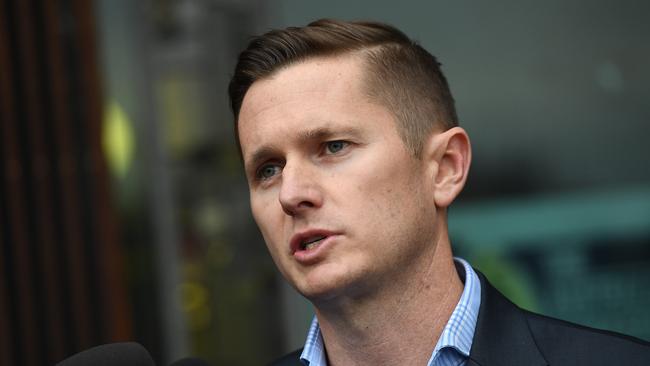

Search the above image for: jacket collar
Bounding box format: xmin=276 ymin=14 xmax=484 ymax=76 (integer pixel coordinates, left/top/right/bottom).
xmin=467 ymin=271 xmax=548 ymax=366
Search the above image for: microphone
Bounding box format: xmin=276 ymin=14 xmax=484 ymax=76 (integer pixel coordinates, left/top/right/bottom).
xmin=56 ymin=342 xmax=155 ymax=366
xmin=169 ymin=357 xmax=211 ymax=366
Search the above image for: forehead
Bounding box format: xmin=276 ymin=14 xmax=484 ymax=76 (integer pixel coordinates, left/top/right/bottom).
xmin=237 ymin=55 xmax=385 ymax=158
xmin=239 ymin=55 xmax=367 ymax=122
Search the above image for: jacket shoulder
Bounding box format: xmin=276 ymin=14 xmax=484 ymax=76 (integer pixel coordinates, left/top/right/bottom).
xmin=524 ymin=310 xmax=650 ymax=364
xmin=267 ymin=348 xmax=303 ymax=366
xmin=470 ymin=270 xmax=650 ymax=366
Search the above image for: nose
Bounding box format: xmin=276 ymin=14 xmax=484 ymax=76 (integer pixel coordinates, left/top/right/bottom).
xmin=278 ymin=161 xmax=323 ymax=216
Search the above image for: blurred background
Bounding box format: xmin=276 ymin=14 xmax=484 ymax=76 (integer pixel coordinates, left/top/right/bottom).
xmin=1 ymin=0 xmax=649 ymax=365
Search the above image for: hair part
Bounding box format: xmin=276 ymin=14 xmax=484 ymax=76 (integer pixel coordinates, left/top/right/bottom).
xmin=229 ymin=19 xmax=458 ymax=157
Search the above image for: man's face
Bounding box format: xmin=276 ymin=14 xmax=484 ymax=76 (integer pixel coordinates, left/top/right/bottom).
xmin=238 ymin=55 xmax=441 ymax=302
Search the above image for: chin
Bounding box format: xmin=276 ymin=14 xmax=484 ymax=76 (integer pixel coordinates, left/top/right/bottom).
xmin=292 ymin=275 xmax=340 ymax=300
xmin=291 ymin=265 xmax=364 ymax=303
xmin=297 ymin=281 xmax=342 ymax=302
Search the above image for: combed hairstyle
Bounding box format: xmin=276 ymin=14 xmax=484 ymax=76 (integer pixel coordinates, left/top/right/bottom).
xmin=228 ymin=19 xmax=458 ymax=157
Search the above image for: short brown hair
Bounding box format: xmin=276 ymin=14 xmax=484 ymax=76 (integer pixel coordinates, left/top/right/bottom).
xmin=228 ymin=19 xmax=458 ymax=156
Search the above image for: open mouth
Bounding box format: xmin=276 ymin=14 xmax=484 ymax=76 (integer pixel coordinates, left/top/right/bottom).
xmin=301 ymin=235 xmax=327 ymax=250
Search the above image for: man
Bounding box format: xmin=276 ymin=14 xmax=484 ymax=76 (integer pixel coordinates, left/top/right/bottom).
xmin=228 ymin=19 xmax=650 ymax=366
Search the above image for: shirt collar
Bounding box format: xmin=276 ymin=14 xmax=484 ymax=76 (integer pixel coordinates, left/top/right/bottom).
xmin=300 ymin=317 xmax=327 ymax=365
xmin=428 ymin=257 xmax=482 ymax=363
xmin=300 ymin=257 xmax=481 ymax=366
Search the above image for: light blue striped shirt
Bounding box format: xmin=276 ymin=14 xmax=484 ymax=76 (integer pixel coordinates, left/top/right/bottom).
xmin=300 ymin=257 xmax=481 ymax=366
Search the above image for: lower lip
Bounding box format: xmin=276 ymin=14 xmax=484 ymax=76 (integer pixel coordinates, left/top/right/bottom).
xmin=293 ymin=235 xmax=338 ymax=264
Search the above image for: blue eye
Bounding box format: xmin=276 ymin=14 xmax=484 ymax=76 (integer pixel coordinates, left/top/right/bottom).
xmin=257 ymin=164 xmax=281 ymax=180
xmin=325 ymin=140 xmax=348 ymax=154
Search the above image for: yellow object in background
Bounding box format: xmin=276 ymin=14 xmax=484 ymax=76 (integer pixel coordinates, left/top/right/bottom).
xmin=103 ymin=101 xmax=135 ymax=179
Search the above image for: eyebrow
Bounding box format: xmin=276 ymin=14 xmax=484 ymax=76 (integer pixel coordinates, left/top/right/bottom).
xmin=246 ymin=146 xmax=281 ymax=175
xmin=297 ymin=125 xmax=361 ymax=142
xmin=245 ymin=125 xmax=363 ymax=171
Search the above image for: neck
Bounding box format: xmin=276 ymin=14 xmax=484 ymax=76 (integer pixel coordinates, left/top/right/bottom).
xmin=313 ymin=233 xmax=463 ymax=366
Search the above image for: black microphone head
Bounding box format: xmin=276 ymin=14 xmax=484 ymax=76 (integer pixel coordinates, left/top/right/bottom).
xmin=169 ymin=357 xmax=211 ymax=366
xmin=56 ymin=342 xmax=155 ymax=366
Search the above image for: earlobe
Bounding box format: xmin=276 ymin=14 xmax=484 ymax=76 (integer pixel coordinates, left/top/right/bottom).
xmin=426 ymin=127 xmax=472 ymax=208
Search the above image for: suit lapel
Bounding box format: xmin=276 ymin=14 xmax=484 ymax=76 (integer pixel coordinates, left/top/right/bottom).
xmin=467 ymin=271 xmax=548 ymax=366
xmin=268 ymin=348 xmax=303 ymax=366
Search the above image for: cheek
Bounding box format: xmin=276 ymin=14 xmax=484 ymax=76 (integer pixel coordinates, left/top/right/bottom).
xmin=345 ymin=172 xmax=405 ymax=231
xmin=251 ymin=188 xmax=277 ymax=219
xmin=251 ymin=196 xmax=282 ymax=244
xmin=358 ymin=162 xmax=429 ymax=232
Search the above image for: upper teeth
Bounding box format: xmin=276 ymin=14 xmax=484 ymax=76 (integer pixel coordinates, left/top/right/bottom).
xmin=302 ymin=235 xmax=325 ymax=248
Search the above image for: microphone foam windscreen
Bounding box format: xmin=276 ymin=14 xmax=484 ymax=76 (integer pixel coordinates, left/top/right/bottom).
xmin=56 ymin=342 xmax=155 ymax=366
xmin=169 ymin=357 xmax=211 ymax=366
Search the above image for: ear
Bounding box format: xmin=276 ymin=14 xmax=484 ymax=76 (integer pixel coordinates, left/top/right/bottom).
xmin=424 ymin=127 xmax=471 ymax=208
